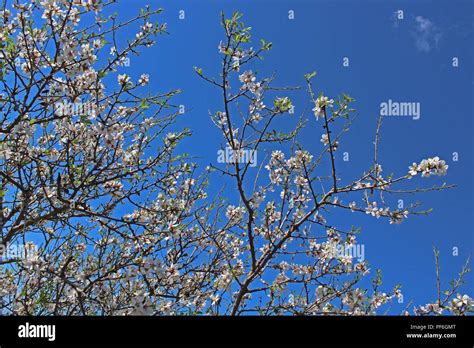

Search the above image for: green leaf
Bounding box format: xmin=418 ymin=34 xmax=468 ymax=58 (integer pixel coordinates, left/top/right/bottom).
xmin=304 ymin=71 xmax=317 ymax=81
xmin=193 ymin=66 xmax=203 ymax=75
xmin=139 ymin=100 xmax=149 ymax=109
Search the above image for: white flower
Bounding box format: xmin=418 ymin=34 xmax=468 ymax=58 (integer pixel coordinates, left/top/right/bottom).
xmin=417 ymin=303 xmax=444 ymax=315
xmin=141 ymin=22 xmax=153 ymax=32
xmin=320 ymin=133 xmax=329 ymax=145
xmin=248 ymin=81 xmax=263 ymax=96
xmin=249 ymin=99 xmax=265 ymax=114
xmin=288 ymin=294 xmax=295 ymax=306
xmin=365 ymin=202 xmax=388 ymax=219
xmin=1 ymin=9 xmax=11 ymax=22
xmin=232 ymin=56 xmax=240 ymax=71
xmin=210 ymin=294 xmax=220 ymax=306
xmin=218 ymin=41 xmax=226 ymax=54
xmin=251 ymin=113 xmax=262 ymax=123
xmin=165 ymin=132 xmax=178 ymax=146
xmin=239 ymin=70 xmax=256 ymax=87
xmin=118 ymin=74 xmax=130 ymax=86
xmin=408 ymin=162 xmax=418 ymax=177
xmin=270 ymin=150 xmax=285 ymax=162
xmin=294 ymin=175 xmax=308 ymax=187
xmin=452 ymin=294 xmax=473 ymax=309
xmin=225 ymin=205 xmax=245 ymax=223
xmin=130 ymin=292 xmax=154 ymax=315
xmin=138 ymin=74 xmax=149 ymax=86
xmin=354 ymin=262 xmax=370 ymax=275
xmin=312 ymin=95 xmax=334 ymax=119
xmin=411 ymin=157 xmax=448 ymax=178
xmin=21 ymin=62 xmax=32 ymax=73
xmin=93 ymin=39 xmax=103 ymax=49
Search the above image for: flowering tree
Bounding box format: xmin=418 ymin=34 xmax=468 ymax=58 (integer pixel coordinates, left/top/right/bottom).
xmin=0 ymin=0 xmax=213 ymax=315
xmin=195 ymin=12 xmax=472 ymax=316
xmin=0 ymin=2 xmax=471 ymax=316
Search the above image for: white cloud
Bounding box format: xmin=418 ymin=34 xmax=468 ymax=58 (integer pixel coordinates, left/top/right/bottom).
xmin=413 ymin=16 xmax=442 ymax=52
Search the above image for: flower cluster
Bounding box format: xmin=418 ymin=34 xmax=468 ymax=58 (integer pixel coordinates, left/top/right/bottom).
xmin=118 ymin=74 xmax=131 ymax=87
xmin=312 ymin=95 xmax=334 ymax=119
xmin=239 ymin=70 xmax=256 ymax=88
xmin=225 ymin=205 xmax=246 ymax=224
xmin=365 ymin=201 xmax=389 ymax=219
xmin=408 ymin=157 xmax=448 ymax=178
xmin=238 ymin=70 xmax=266 ymax=122
xmin=450 ymin=294 xmax=473 ymax=314
xmin=320 ymin=133 xmax=339 ymax=151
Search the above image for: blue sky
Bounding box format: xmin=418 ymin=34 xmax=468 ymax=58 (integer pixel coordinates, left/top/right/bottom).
xmin=110 ymin=0 xmax=473 ymax=312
